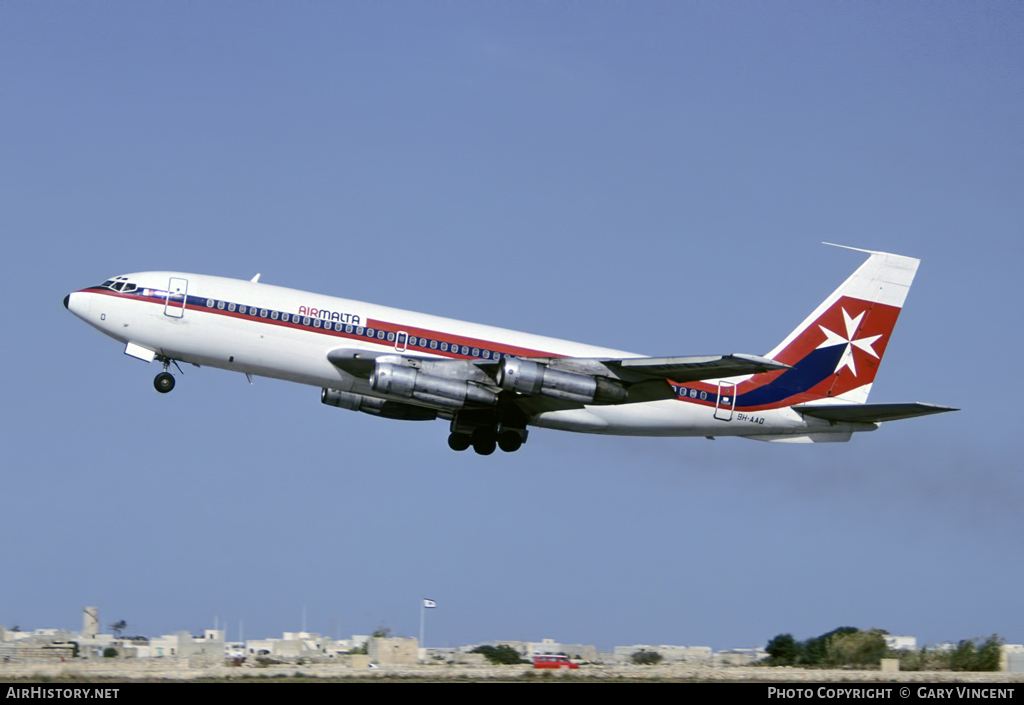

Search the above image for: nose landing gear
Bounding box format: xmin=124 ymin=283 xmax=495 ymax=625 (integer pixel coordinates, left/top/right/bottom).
xmin=154 ymin=371 xmax=175 ymax=393
xmin=153 ymin=357 xmax=182 ymax=394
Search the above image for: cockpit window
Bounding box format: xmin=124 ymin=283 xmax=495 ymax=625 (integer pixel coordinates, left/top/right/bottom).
xmin=99 ymin=277 xmax=136 ymax=293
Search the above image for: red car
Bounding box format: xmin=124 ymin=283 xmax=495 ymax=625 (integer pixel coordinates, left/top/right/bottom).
xmin=533 ymin=654 xmax=579 ymax=670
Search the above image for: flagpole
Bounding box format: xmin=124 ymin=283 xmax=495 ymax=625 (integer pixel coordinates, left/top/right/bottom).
xmin=420 ymin=598 xmax=436 ymax=654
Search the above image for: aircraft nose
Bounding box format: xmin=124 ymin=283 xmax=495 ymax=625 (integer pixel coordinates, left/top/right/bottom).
xmin=63 ymin=294 xmax=70 ymax=309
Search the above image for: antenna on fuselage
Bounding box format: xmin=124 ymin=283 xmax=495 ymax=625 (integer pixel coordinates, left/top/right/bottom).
xmin=250 ymin=273 xmax=261 ymax=283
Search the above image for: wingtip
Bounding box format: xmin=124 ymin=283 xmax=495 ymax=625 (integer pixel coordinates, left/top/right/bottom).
xmin=822 ymin=242 xmax=878 ymax=255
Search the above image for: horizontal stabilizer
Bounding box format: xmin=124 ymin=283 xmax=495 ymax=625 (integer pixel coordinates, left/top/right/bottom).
xmin=611 ymin=354 xmax=790 ymax=384
xmin=793 ymin=402 xmax=958 ymax=423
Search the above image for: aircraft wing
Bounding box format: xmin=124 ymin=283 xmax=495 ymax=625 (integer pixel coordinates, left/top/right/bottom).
xmin=793 ymin=402 xmax=958 ymax=423
xmin=603 ymin=353 xmax=789 ymax=383
xmin=328 ymin=347 xmax=788 ymax=408
xmin=519 ymin=354 xmax=790 ymax=404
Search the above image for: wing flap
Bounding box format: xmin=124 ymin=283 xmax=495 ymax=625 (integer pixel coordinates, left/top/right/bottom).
xmin=793 ymin=402 xmax=958 ymax=423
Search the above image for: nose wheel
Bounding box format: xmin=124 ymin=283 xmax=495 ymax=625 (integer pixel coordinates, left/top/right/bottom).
xmin=153 ymin=357 xmax=182 ymax=394
xmin=154 ymin=371 xmax=175 ymax=393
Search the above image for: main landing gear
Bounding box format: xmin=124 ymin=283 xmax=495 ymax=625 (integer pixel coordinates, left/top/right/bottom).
xmin=153 ymin=357 xmax=182 ymax=394
xmin=448 ymin=407 xmax=530 ymax=455
xmin=448 ymin=425 xmax=528 ymax=455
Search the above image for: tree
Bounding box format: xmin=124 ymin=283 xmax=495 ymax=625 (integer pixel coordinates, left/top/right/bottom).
xmin=951 ymin=635 xmax=1003 ymax=672
xmin=803 ymin=627 xmax=858 ymax=666
xmin=765 ymin=634 xmax=800 ymax=665
xmin=974 ymin=635 xmax=1004 ymax=671
xmin=470 ymin=645 xmax=527 ymax=665
xmin=109 ymin=620 xmax=127 ymax=637
xmin=826 ymin=630 xmax=888 ymax=667
xmin=766 ymin=627 xmax=881 ymax=667
xmin=630 ymin=650 xmax=664 ymax=665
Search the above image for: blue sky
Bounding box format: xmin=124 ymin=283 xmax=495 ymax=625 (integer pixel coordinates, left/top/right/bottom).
xmin=1 ymin=3 xmax=1021 ymax=651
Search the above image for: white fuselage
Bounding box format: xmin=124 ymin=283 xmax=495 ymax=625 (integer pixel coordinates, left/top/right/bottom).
xmin=65 ymin=271 xmax=865 ymax=442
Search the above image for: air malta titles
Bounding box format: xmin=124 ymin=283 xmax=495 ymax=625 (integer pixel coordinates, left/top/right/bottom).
xmin=298 ymin=305 xmax=361 ymax=326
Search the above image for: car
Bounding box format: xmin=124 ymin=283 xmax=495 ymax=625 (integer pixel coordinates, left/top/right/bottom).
xmin=533 ymin=654 xmax=579 ymax=670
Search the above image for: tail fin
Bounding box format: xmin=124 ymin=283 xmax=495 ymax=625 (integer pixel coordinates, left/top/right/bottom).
xmin=738 ymin=246 xmax=919 ymax=409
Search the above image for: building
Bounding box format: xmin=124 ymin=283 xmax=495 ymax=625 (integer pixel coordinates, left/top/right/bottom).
xmin=368 ymin=636 xmax=418 ymax=665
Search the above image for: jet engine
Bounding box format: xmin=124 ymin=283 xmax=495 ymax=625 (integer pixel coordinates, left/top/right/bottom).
xmin=321 ymin=388 xmax=438 ymax=421
xmin=369 ymin=362 xmax=498 ymax=409
xmin=496 ymin=358 xmax=628 ymax=405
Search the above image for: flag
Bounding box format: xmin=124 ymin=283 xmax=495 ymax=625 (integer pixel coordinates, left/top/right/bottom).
xmin=423 ymin=599 xmax=437 ymax=608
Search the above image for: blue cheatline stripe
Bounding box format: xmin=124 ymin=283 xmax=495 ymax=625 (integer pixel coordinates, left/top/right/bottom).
xmin=673 ymin=346 xmax=845 ymax=409
xmin=733 ymin=346 xmax=843 ymax=407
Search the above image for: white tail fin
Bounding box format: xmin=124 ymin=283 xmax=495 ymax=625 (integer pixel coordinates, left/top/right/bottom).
xmin=737 ymin=246 xmax=919 ymax=408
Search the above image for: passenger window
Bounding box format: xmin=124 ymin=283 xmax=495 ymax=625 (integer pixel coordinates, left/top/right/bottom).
xmin=239 ymin=306 xmax=247 ymax=314
xmin=386 ymin=332 xmax=395 ymax=342
xmin=345 ymin=325 xmax=353 ymax=333
xmin=271 ymin=311 xmax=279 ymax=320
xmin=206 ymin=299 xmax=214 ymax=308
xmin=377 ymin=330 xmax=385 ymax=340
xmin=441 ymin=343 xmax=448 ymax=352
xmin=217 ymin=301 xmax=225 ymax=310
xmin=472 ymin=348 xmax=479 ymax=357
xmin=335 ymin=323 xmax=343 ymax=331
xmin=228 ymin=303 xmax=236 ymax=312
xmin=260 ymin=309 xmax=268 ymax=317
xmin=314 ymin=319 xmax=321 ymax=328
xmin=357 ymin=327 xmax=365 ymax=336
xmin=461 ymin=346 xmax=469 ymax=355
xmin=430 ymin=340 xmax=437 ymax=349
xmin=303 ymin=317 xmax=311 ymax=325
xmin=281 ymin=313 xmax=290 ymax=322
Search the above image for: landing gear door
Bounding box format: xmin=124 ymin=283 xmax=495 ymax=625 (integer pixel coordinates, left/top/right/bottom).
xmin=714 ymin=382 xmax=736 ymax=421
xmin=165 ymin=278 xmax=188 ymax=318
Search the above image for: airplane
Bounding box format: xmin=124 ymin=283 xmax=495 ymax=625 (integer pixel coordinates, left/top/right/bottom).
xmin=63 ymin=245 xmax=955 ymax=455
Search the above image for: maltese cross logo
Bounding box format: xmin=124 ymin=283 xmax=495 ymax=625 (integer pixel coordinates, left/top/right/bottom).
xmin=817 ymin=308 xmax=882 ymax=377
